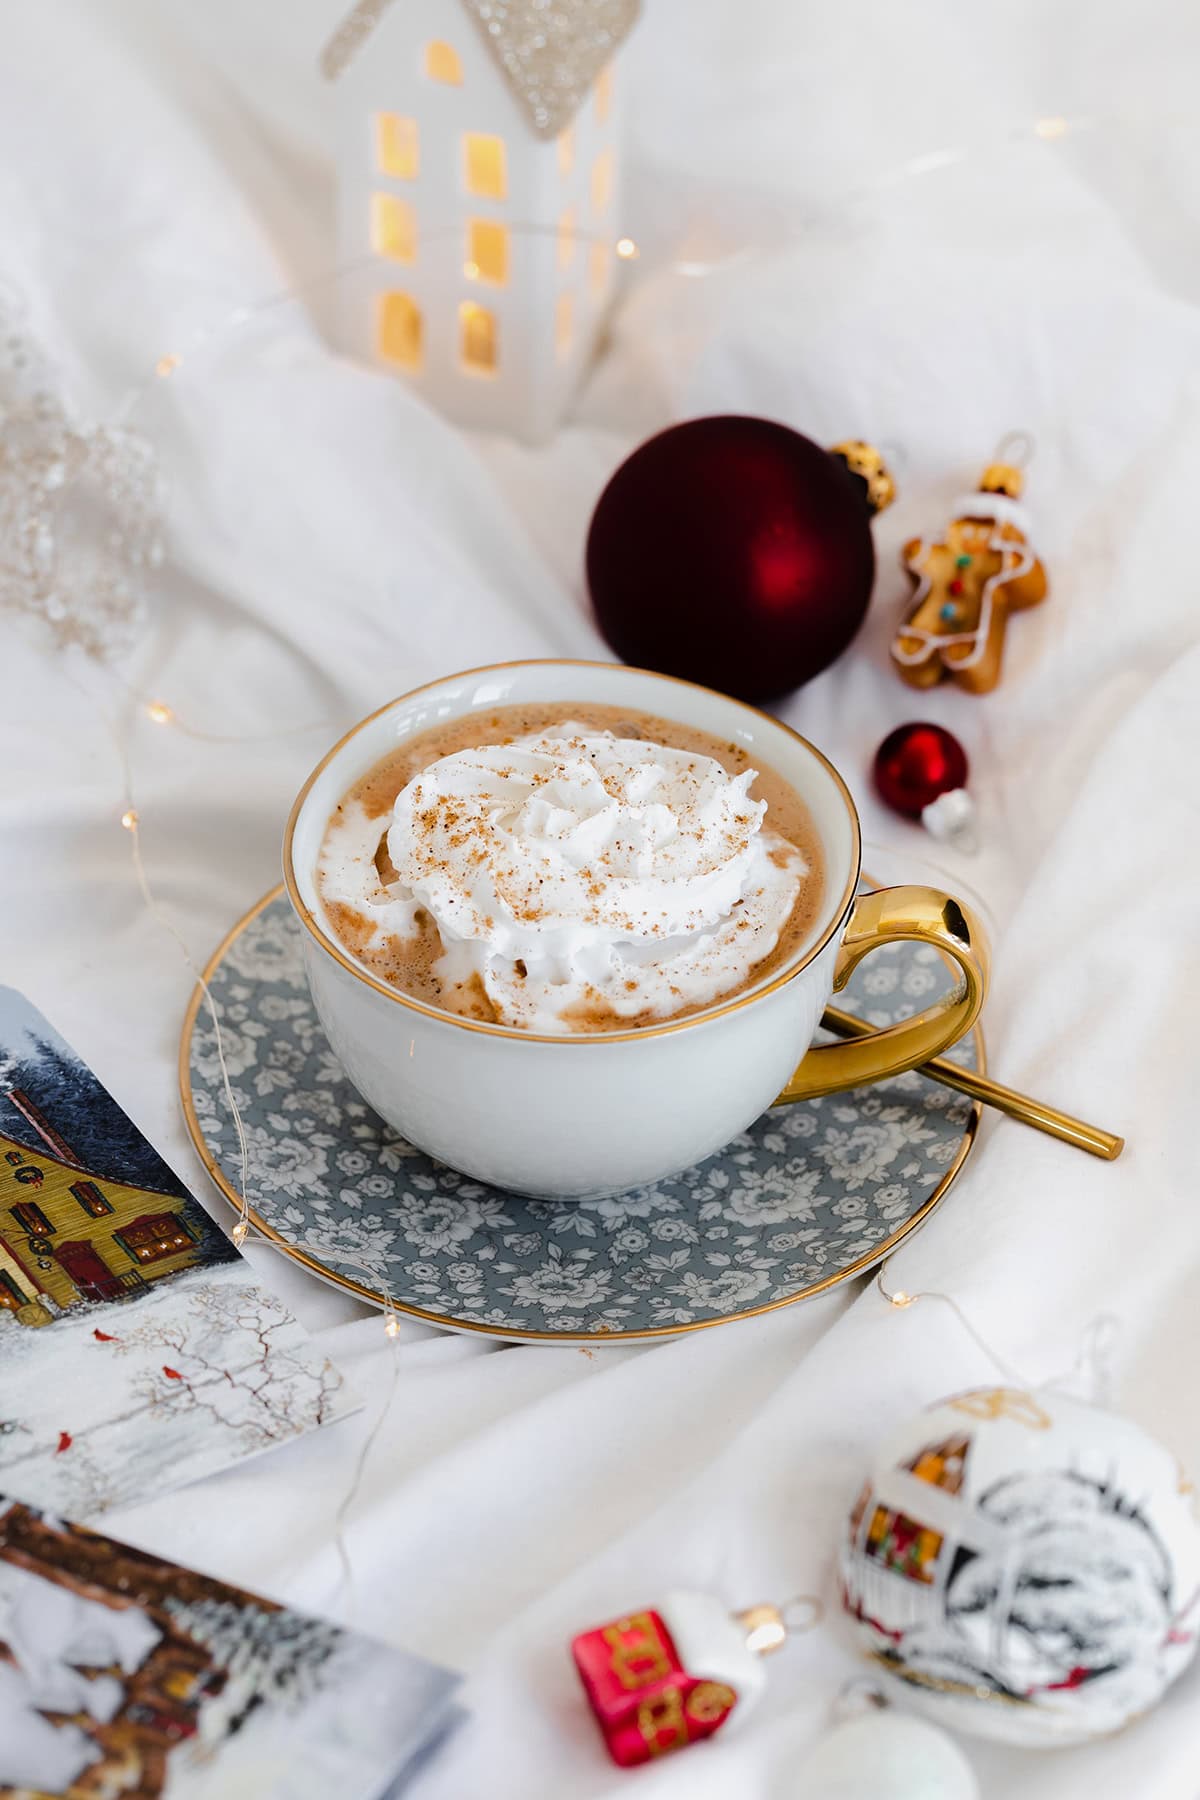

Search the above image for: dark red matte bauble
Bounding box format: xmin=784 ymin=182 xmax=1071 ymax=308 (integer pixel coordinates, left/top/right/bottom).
xmin=873 ymin=722 xmax=969 ymax=818
xmin=586 ymin=416 xmax=879 ymax=703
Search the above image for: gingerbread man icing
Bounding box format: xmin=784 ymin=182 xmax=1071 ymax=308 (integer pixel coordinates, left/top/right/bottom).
xmin=891 ymin=461 xmax=1048 ymax=694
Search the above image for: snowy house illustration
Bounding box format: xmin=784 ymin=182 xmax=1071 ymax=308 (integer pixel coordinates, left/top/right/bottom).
xmin=321 ymin=0 xmax=641 ymax=442
xmin=0 ymin=1091 xmax=204 ymax=1326
xmin=0 ymin=1504 xmax=341 ymax=1797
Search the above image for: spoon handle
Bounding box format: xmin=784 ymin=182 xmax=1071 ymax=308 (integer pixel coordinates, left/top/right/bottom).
xmin=821 ymin=1003 xmax=1125 ymax=1162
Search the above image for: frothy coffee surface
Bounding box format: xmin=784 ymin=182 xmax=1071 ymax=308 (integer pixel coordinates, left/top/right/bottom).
xmin=317 ymin=703 xmax=825 ymax=1033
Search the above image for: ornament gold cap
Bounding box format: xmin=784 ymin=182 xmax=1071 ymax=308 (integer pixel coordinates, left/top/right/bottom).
xmin=979 ymin=461 xmax=1024 ymax=499
xmin=830 ymin=441 xmax=896 ymax=516
xmin=736 ymin=1603 xmax=788 ymax=1656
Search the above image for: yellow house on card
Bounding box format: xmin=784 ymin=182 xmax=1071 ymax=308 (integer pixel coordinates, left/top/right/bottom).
xmin=0 ymin=1090 xmax=203 ymax=1328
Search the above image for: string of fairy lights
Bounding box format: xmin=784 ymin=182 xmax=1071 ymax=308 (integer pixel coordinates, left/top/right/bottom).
xmin=81 ymin=667 xmax=403 ymax=1327
xmin=104 ymin=101 xmax=1160 ymax=428
xmin=876 ymin=1271 xmax=1119 ymax=1405
xmin=109 ymin=225 xmax=640 ymax=432
xmin=91 ymin=682 xmax=409 ymax=1602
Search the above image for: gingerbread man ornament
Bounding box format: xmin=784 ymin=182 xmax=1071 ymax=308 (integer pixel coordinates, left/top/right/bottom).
xmin=890 ymin=459 xmax=1047 ymax=694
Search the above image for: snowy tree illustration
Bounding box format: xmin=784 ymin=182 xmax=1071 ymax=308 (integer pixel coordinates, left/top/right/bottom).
xmin=119 ymin=1281 xmax=343 ymax=1447
xmin=164 ymin=1596 xmax=342 ymax=1738
xmin=0 ymin=1270 xmax=347 ymax=1518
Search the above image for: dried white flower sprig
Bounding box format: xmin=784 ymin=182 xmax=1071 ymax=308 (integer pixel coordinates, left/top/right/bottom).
xmin=0 ymin=282 xmax=163 ymax=658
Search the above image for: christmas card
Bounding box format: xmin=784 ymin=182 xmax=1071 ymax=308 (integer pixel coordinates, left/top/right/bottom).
xmin=0 ymin=989 xmax=357 ymax=1516
xmin=0 ymin=1498 xmax=462 ymax=1798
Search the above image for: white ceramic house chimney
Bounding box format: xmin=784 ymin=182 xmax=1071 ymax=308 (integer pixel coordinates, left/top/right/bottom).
xmin=322 ymin=0 xmax=641 ymax=444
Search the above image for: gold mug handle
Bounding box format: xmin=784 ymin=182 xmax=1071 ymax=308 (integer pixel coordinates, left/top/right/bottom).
xmin=774 ymin=885 xmax=990 ymax=1104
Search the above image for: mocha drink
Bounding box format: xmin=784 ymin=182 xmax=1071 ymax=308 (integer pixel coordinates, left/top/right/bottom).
xmin=316 ymin=702 xmax=825 ymax=1034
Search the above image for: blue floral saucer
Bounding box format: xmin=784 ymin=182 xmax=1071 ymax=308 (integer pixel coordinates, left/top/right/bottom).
xmin=180 ymin=889 xmax=981 ymax=1344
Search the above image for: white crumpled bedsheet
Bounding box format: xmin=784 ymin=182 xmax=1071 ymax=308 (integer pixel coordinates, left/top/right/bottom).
xmin=3 ymin=2 xmax=1200 ymax=1794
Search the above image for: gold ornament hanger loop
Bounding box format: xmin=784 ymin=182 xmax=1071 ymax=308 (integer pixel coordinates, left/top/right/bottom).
xmin=991 ymin=427 xmax=1037 ymax=470
xmin=981 ymin=430 xmax=1037 ymax=498
xmin=829 ymin=440 xmax=897 ymax=516
xmin=735 ymin=1595 xmax=823 ymax=1656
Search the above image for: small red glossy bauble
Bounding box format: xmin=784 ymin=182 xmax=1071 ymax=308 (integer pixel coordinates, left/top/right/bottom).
xmin=873 ymin=723 xmax=969 ymax=818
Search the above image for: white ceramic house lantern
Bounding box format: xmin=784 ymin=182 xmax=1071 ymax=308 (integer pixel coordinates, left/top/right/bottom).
xmin=322 ymin=0 xmax=641 ymax=444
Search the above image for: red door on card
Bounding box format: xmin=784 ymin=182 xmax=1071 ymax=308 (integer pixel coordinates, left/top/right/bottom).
xmin=54 ymin=1239 xmax=126 ymax=1302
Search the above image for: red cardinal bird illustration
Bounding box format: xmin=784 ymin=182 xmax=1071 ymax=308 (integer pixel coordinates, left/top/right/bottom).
xmin=55 ymin=1430 xmax=72 ymax=1454
xmin=93 ymin=1328 xmax=119 ymax=1342
xmin=162 ymin=1366 xmax=183 ymax=1381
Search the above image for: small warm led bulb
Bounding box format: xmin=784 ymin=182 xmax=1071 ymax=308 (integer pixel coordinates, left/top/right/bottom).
xmin=615 ymin=236 xmax=638 ymax=260
xmin=232 ymin=1219 xmax=249 ymax=1246
xmin=146 ymin=700 xmax=173 ymax=724
xmin=120 ymin=808 xmax=139 ymax=831
xmin=890 ymin=1289 xmax=914 ymax=1309
xmin=385 ymin=1313 xmax=400 ymax=1339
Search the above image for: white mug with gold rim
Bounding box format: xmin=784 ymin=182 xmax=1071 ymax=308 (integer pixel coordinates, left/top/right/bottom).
xmin=284 ymin=660 xmax=988 ymax=1200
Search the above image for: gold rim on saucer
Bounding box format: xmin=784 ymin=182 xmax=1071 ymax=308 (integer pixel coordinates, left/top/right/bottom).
xmin=178 ymin=885 xmax=984 ymax=1346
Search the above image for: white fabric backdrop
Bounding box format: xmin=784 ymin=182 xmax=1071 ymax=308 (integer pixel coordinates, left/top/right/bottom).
xmin=3 ymin=1 xmax=1200 ymax=1793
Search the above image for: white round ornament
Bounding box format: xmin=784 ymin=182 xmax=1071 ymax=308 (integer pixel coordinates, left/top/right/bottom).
xmin=840 ymin=1387 xmax=1200 ymax=1745
xmin=797 ymin=1709 xmax=979 ymax=1800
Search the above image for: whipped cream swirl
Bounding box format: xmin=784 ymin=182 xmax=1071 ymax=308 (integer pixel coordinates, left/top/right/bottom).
xmin=320 ymin=726 xmax=807 ymax=1032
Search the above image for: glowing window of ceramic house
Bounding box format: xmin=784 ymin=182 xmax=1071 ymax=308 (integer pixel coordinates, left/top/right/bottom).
xmin=464 ymin=133 xmax=506 ymax=199
xmin=378 ymin=292 xmax=423 ymax=368
xmin=371 ymin=194 xmax=417 ymax=263
xmin=557 ymin=207 xmax=576 ymax=270
xmin=594 ymin=63 xmax=614 ymax=123
xmin=555 ymin=293 xmax=573 ymax=360
xmin=425 ymin=40 xmax=462 ymax=83
xmin=589 ymin=239 xmax=609 ymax=298
xmin=460 ymin=302 xmax=497 ymax=374
xmin=376 ymin=113 xmax=419 ymax=179
xmin=467 ymin=220 xmax=508 ymax=285
xmin=557 ymin=124 xmax=574 ymax=176
xmin=591 ymin=148 xmax=613 ymax=216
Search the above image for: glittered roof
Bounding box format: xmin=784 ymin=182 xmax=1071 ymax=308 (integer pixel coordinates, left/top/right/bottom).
xmin=321 ymin=0 xmax=641 ymax=139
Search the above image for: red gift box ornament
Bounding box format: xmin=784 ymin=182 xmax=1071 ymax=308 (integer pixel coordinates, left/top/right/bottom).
xmin=571 ymin=1592 xmax=789 ymax=1767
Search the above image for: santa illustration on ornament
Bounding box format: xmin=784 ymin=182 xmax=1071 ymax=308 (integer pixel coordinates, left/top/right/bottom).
xmin=841 ymin=1388 xmax=1200 ymax=1746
